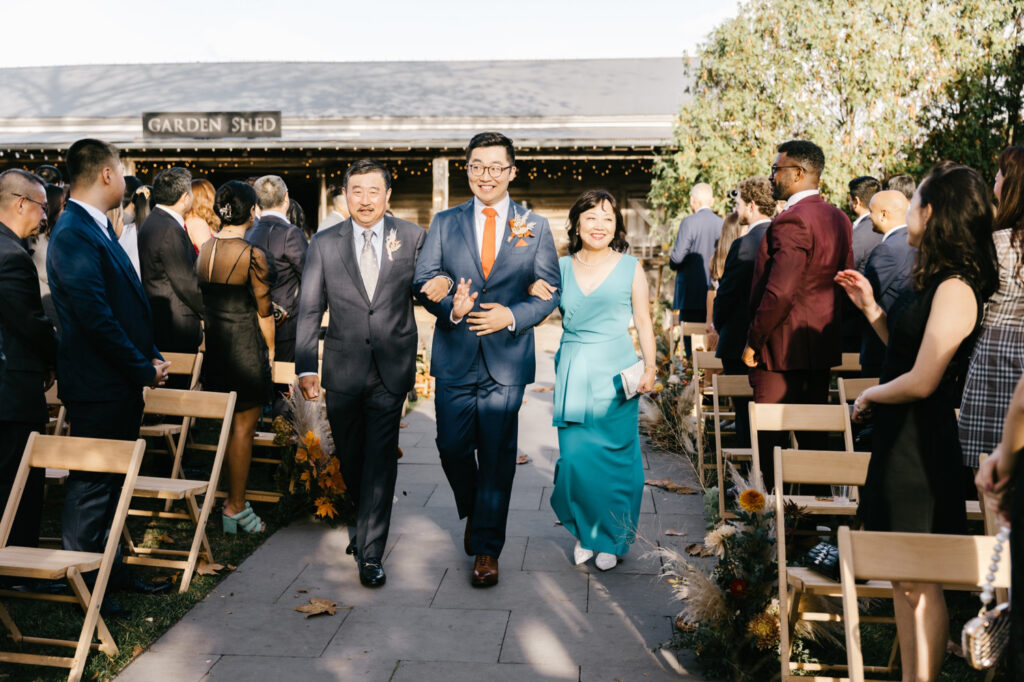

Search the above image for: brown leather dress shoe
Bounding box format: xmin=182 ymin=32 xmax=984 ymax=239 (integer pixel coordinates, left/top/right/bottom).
xmin=463 ymin=516 xmax=473 ymax=556
xmin=471 ymin=554 xmax=498 ymax=587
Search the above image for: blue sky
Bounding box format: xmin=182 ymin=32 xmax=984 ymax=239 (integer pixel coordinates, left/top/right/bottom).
xmin=8 ymin=0 xmax=740 ymax=66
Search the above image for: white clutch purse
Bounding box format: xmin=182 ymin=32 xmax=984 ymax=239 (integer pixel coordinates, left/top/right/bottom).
xmin=620 ymin=359 xmax=646 ymax=400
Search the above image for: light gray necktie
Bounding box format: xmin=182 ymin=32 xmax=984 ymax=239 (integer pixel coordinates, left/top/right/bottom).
xmin=360 ymin=228 xmax=379 ymax=299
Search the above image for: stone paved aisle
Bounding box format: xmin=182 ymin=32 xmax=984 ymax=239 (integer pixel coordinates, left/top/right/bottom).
xmin=118 ymin=322 xmax=708 ymax=682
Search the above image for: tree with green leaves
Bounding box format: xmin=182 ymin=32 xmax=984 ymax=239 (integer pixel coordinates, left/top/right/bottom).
xmin=650 ymin=0 xmax=1022 ymax=222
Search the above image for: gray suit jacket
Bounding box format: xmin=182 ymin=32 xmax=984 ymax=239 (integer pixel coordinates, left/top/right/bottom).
xmin=669 ymin=208 xmax=722 ymax=311
xmin=851 ymin=213 xmax=883 ymax=272
xmin=295 ymin=216 xmax=425 ymax=396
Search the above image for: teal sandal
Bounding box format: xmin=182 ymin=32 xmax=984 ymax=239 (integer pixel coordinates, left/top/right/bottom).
xmin=222 ymin=502 xmax=264 ymax=534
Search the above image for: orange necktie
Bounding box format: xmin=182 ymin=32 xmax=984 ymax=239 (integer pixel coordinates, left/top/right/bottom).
xmin=481 ymin=207 xmax=497 ymax=278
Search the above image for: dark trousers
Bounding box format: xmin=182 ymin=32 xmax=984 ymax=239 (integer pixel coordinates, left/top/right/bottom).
xmin=748 ymin=368 xmax=830 ymax=488
xmin=680 ymin=308 xmax=706 ymax=358
xmin=0 ymin=421 xmax=45 ymax=548
xmin=275 ymin=317 xmax=297 ymax=363
xmin=62 ymin=395 xmax=145 ymax=586
xmin=720 ymin=359 xmax=751 ymax=449
xmin=435 ymin=354 xmax=525 ymax=558
xmin=325 ymin=360 xmax=404 ymax=562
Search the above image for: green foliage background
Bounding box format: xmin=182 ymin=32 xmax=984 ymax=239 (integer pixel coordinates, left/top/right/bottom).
xmin=649 ymin=0 xmax=1024 ymax=223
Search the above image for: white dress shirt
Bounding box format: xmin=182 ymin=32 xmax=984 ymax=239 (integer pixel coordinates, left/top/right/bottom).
xmin=68 ymin=198 xmax=112 ymax=239
xmin=784 ymin=189 xmax=820 ymax=210
xmin=852 ymin=212 xmax=872 ymax=231
xmin=881 ymin=224 xmax=907 ymax=243
xmin=119 ymin=222 xmax=142 ymax=277
xmin=155 ymin=204 xmax=186 ymax=228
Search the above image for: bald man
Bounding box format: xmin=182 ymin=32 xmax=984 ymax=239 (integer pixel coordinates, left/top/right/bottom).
xmin=860 ymin=190 xmax=916 ymax=376
xmin=669 ymin=182 xmax=723 ymax=357
xmin=0 ymin=169 xmax=57 ymax=549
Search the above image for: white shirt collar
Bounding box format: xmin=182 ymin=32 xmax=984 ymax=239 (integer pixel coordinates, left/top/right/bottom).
xmin=881 ymin=224 xmax=907 ymax=242
xmin=156 ymin=204 xmax=185 ymax=227
xmin=262 ymin=210 xmax=288 ymax=222
xmin=852 ymin=212 xmax=872 ymax=229
xmin=354 ymin=217 xmax=385 ymax=238
xmin=784 ymin=189 xmax=820 ymax=210
xmin=474 ymin=194 xmax=511 ymax=221
xmin=69 ymin=198 xmax=111 ymax=237
xmin=748 ymin=218 xmax=771 ymax=230
xmin=695 ymin=206 xmax=713 ymax=213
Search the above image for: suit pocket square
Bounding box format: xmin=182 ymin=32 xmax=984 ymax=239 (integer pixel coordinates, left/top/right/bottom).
xmin=514 ymin=239 xmax=529 ymax=247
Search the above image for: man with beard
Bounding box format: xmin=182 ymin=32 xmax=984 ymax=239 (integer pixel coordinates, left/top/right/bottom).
xmin=743 ymin=140 xmax=853 ymax=485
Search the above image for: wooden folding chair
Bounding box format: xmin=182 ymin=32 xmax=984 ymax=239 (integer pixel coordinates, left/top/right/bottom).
xmin=679 ymin=321 xmax=707 ymax=357
xmin=122 ymin=388 xmax=235 ymax=592
xmin=138 ymin=351 xmax=204 ymax=474
xmin=0 ymin=433 xmax=145 ymax=681
xmin=748 ymin=402 xmax=854 ymax=488
xmin=691 ymin=351 xmax=723 ymax=485
xmin=838 ymin=527 xmax=1011 ymax=682
xmin=711 ymin=373 xmax=753 ymax=518
xmin=831 ymin=352 xmax=862 ymax=374
xmin=773 ymin=447 xmax=895 ymax=681
xmin=837 ymin=377 xmax=879 ymax=408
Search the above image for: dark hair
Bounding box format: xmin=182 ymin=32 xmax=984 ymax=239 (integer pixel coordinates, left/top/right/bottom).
xmin=566 ymin=189 xmax=628 ymax=254
xmin=996 ymin=146 xmax=1024 ymax=232
xmin=343 ymin=159 xmax=392 ymax=191
xmin=65 ymin=138 xmax=119 ymax=187
xmin=913 ymin=164 xmax=998 ymax=300
xmin=711 ymin=211 xmax=743 ymax=281
xmin=777 ymin=140 xmax=825 ymax=176
xmin=214 ymin=180 xmax=258 ymax=227
xmin=35 ymin=164 xmax=62 ymax=185
xmin=736 ymin=176 xmax=776 ymax=218
xmin=327 ymin=184 xmax=345 ymax=203
xmin=287 ymin=198 xmax=308 ymax=235
xmin=466 ymin=131 xmax=515 ymax=166
xmin=151 ymin=167 xmax=193 ymax=206
xmin=131 ymin=186 xmax=152 ymax=227
xmin=884 ymin=173 xmax=916 ymax=199
xmin=43 ymin=183 xmax=65 ymax=235
xmin=848 ymin=176 xmax=881 ymax=207
xmin=122 ymin=175 xmax=142 ymax=208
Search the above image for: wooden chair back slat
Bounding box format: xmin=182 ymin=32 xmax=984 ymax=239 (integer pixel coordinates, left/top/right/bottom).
xmin=143 ymin=387 xmax=234 ymax=420
xmin=272 ymin=361 xmax=297 ymax=385
xmin=844 ymin=530 xmax=1010 ymax=586
xmin=831 ymin=352 xmax=862 ymax=373
xmin=711 ymin=373 xmax=753 ymax=397
xmin=26 ymin=435 xmax=146 ymax=475
xmin=775 ymin=449 xmax=870 ymax=486
xmin=692 ymin=351 xmax=722 ymax=372
xmin=750 ymin=403 xmax=849 ymax=432
xmin=837 ymin=377 xmax=879 ymax=405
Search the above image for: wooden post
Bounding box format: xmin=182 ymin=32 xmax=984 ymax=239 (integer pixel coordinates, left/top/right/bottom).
xmin=122 ymin=158 xmax=136 ymax=176
xmin=431 ymin=157 xmax=449 ymax=219
xmin=318 ymin=172 xmax=328 ymax=224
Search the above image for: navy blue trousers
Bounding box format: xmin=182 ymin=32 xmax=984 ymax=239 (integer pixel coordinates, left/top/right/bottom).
xmin=435 ymin=354 xmax=525 ymax=558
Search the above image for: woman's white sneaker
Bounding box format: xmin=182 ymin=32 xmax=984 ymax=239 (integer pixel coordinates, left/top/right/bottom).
xmin=573 ymin=540 xmax=594 ymax=566
xmin=595 ymin=552 xmax=618 ymax=571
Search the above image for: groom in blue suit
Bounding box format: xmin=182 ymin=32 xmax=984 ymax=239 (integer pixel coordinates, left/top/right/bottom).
xmin=414 ymin=132 xmax=560 ymax=586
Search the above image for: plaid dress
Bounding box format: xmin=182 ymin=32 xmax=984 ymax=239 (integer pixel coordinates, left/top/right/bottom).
xmin=958 ymin=229 xmax=1024 ymax=467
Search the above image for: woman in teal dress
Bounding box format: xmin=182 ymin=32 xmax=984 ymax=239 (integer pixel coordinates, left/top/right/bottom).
xmin=531 ymin=190 xmax=657 ymax=571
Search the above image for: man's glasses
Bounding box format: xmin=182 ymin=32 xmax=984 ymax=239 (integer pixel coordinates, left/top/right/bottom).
xmin=11 ymin=193 xmax=47 ymax=210
xmin=466 ymin=163 xmax=513 ymax=179
xmin=770 ymin=165 xmax=805 ymax=175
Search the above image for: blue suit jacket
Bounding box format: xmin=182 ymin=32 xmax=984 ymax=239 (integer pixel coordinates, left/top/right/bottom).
xmin=413 ymin=199 xmax=560 ymax=386
xmin=669 ymin=208 xmax=722 ymax=311
xmin=46 ymin=201 xmax=160 ymax=402
xmin=713 ymin=221 xmax=769 ymax=361
xmin=860 ymin=227 xmax=916 ymax=370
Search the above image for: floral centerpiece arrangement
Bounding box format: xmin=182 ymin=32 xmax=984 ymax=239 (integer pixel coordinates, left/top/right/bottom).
xmin=273 ymin=382 xmax=350 ymax=526
xmin=658 ymin=463 xmax=830 ymax=681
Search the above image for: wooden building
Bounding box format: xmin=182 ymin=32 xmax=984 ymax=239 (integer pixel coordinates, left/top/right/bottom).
xmin=0 ymin=58 xmax=688 ymax=250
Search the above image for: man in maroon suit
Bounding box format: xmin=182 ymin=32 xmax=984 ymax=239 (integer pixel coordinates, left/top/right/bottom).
xmin=743 ymin=140 xmax=853 ymax=484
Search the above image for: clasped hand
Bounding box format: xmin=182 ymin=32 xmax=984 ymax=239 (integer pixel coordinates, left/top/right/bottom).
xmin=150 ymin=358 xmax=171 ymax=387
xmin=451 ymin=278 xmax=513 ymax=336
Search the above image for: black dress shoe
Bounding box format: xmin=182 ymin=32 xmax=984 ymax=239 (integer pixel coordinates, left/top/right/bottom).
xmin=346 ymin=541 xmax=360 ymax=564
xmin=358 ymin=560 xmax=386 ymax=588
xmin=125 ymin=575 xmax=172 ymax=595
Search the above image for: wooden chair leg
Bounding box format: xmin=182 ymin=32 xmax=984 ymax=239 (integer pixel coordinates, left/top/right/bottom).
xmin=67 ymin=567 xmax=117 ymax=657
xmin=0 ymin=599 xmax=23 ymax=642
xmin=186 ymin=493 xmax=215 ymax=564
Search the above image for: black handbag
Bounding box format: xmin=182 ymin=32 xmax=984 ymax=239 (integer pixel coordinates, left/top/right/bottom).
xmin=805 ymin=541 xmax=840 ymax=581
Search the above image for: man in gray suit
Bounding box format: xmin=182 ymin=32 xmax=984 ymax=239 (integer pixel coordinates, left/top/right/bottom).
xmin=317 ymin=184 xmax=349 ymax=232
xmin=295 ymin=160 xmax=425 ymax=588
xmin=847 ymin=176 xmax=883 ymax=271
xmin=669 ymin=182 xmax=722 ymax=357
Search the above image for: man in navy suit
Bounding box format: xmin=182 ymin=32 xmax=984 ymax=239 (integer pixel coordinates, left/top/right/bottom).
xmin=669 ymin=183 xmax=722 ymax=357
xmin=860 ymin=190 xmax=915 ymax=377
xmin=414 ymin=132 xmax=560 ymax=587
xmin=712 ymin=177 xmax=774 ymax=447
xmin=46 ymin=139 xmax=170 ymax=583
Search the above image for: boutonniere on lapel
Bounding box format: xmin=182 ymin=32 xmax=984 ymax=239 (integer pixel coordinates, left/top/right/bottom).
xmin=385 ymin=229 xmax=401 ymax=261
xmin=508 ymin=209 xmax=536 ymax=247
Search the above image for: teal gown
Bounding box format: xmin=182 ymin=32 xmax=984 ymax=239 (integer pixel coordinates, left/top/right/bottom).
xmin=550 ymin=254 xmax=644 ymax=555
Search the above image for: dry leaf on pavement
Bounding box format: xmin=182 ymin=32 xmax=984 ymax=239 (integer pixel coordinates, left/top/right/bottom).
xmin=645 ymin=478 xmax=697 ymax=495
xmin=516 ymin=455 xmax=531 ymax=465
xmin=294 ymin=597 xmax=353 ymax=619
xmin=685 ymin=543 xmax=714 ymax=558
xmin=533 ymin=386 xmax=553 ymax=392
xmin=664 ymin=529 xmax=687 ymax=537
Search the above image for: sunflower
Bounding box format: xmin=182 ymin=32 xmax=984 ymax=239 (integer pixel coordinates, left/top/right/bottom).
xmin=738 ymin=489 xmax=766 ymax=513
xmin=746 ymin=611 xmax=780 ymax=650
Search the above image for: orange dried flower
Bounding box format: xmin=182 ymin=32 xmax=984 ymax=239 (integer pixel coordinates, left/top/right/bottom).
xmin=738 ymin=489 xmax=766 ymax=513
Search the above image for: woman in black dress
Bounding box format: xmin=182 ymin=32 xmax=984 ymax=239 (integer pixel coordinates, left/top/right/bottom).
xmin=836 ymin=164 xmax=998 ymax=681
xmin=199 ymin=181 xmax=275 ymax=534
